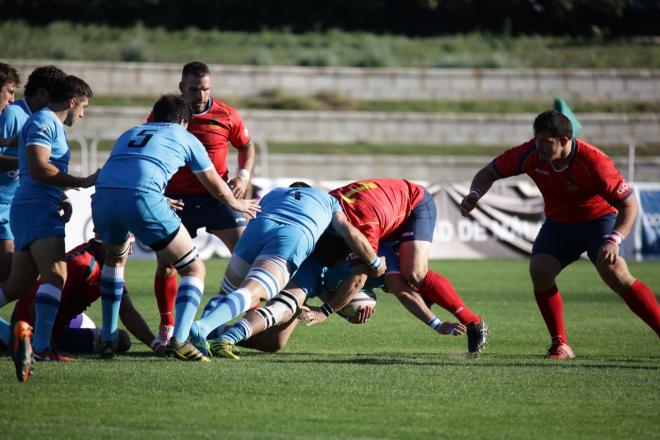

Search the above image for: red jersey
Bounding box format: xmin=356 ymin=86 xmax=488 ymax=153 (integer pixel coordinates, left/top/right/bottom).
xmin=329 ymin=179 xmax=426 ymax=251
xmin=149 ymin=98 xmax=251 ymax=195
xmin=492 ymin=138 xmax=632 ymax=223
xmin=13 ymin=240 xmax=109 ymax=335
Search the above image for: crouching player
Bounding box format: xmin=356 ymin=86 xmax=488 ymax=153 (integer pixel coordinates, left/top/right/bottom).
xmin=91 ymin=94 xmax=261 ymax=362
xmin=209 ymin=241 xmax=466 ymax=359
xmin=0 ymin=236 xmax=161 ymax=358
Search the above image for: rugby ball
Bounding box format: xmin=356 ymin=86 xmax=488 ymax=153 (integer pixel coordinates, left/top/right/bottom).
xmin=337 ymin=290 xmax=377 ymax=321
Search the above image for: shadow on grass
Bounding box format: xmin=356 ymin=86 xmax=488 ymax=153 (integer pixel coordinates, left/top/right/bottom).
xmin=238 ymin=350 xmax=660 ymax=371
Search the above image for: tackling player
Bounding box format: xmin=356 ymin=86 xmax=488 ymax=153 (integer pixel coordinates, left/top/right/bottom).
xmin=188 ymin=182 xmax=385 ymax=355
xmin=150 ymin=61 xmax=256 ymax=347
xmin=92 ymin=94 xmax=260 ymax=362
xmin=460 ymin=110 xmax=660 ymax=359
xmin=304 ymin=178 xmax=488 ymax=354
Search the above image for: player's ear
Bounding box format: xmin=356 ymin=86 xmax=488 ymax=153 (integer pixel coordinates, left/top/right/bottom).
xmin=559 ymin=136 xmax=571 ymax=146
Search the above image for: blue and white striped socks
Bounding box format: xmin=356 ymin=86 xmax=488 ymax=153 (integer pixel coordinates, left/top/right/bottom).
xmin=101 ymin=266 xmax=124 ymax=343
xmin=195 ymin=287 xmax=252 ymax=340
xmin=33 ymin=283 xmax=62 ymax=352
xmin=172 ymin=276 xmax=204 ymax=342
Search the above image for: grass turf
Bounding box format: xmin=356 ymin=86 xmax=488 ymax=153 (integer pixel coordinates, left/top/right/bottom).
xmin=1 ymin=259 xmax=658 ymax=439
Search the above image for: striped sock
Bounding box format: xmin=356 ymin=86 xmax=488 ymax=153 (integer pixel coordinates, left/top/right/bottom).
xmin=222 ymin=319 xmax=253 ymax=345
xmin=101 ymin=266 xmax=125 ymax=343
xmin=172 ymin=276 xmax=204 ymax=342
xmin=201 ymin=292 xmax=227 ymax=319
xmin=33 ymin=283 xmax=62 ymax=353
xmin=0 ymin=318 xmax=11 ymax=345
xmin=195 ymin=288 xmax=252 ymax=339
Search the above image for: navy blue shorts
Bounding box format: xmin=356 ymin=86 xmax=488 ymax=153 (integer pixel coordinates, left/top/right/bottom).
xmin=532 ymin=213 xmax=625 ymax=267
xmin=166 ymin=193 xmax=247 ymax=238
xmin=398 ymin=190 xmax=436 ymax=243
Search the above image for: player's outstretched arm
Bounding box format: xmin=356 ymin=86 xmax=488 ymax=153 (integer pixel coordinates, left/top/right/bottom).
xmin=118 ymin=291 xmax=158 ymax=350
xmin=195 ymin=167 xmax=261 ymax=219
xmin=386 ymin=273 xmax=466 ymax=336
xmin=331 ymin=212 xmax=386 ymax=278
xmin=27 ymin=145 xmax=98 ymax=188
xmin=598 ymin=194 xmax=639 ymax=266
xmin=303 ymin=271 xmax=369 ymax=326
xmin=459 ymin=164 xmax=500 ymax=217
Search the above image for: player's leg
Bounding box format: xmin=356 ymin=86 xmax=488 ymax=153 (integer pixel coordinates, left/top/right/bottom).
xmin=154 ymin=257 xmax=177 ymax=345
xmin=0 ymin=249 xmax=38 ymax=306
xmin=0 ymin=238 xmax=13 ymax=282
xmin=589 ymin=229 xmax=660 ymax=338
xmin=99 ymin=238 xmax=131 ymax=356
xmin=29 ymin=236 xmax=69 ymax=356
xmin=530 ymin=219 xmax=582 ymax=359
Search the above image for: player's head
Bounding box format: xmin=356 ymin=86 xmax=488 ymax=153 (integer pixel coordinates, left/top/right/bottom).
xmin=152 ymin=94 xmax=193 ymax=124
xmin=312 ymin=231 xmax=351 ymax=267
xmin=24 ymin=65 xmax=66 ymax=110
xmin=179 ymin=61 xmax=211 ymax=113
xmin=289 ymin=181 xmax=312 ymax=188
xmin=0 ymin=62 xmax=20 ymax=111
xmin=533 ymin=110 xmax=573 ymax=163
xmin=49 ymin=75 xmax=93 ymax=127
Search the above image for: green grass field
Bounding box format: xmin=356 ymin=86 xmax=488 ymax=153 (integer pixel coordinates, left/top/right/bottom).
xmin=1 ymin=259 xmax=659 ymax=439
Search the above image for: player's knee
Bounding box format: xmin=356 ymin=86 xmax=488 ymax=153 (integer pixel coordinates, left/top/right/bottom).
xmin=116 ymin=329 xmax=131 ymax=353
xmin=402 ymin=269 xmax=426 ymax=287
xmin=174 ymin=247 xmax=203 ymax=277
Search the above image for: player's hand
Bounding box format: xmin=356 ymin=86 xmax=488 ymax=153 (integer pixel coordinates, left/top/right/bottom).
xmin=459 ymin=193 xmax=479 ymax=217
xmin=349 ymin=305 xmax=374 ymax=324
xmin=369 ymin=256 xmax=387 ymax=278
xmin=59 ymin=197 xmax=73 ymax=223
xmin=233 ymin=198 xmax=261 ymax=219
xmin=438 ymin=322 xmax=467 ymax=336
xmin=80 ymin=168 xmax=101 ymax=189
xmin=166 ymin=197 xmax=185 ymax=211
xmin=597 ymin=241 xmax=619 ymax=266
xmin=228 ymin=177 xmax=249 ymax=199
xmin=299 ymin=306 xmax=328 ymax=326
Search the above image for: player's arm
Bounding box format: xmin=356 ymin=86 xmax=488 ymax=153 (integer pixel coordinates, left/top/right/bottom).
xmin=459 ymin=163 xmax=500 ymax=217
xmin=331 ymin=211 xmax=386 ymax=278
xmin=0 ymin=152 xmax=17 ymax=171
xmin=118 ymin=291 xmax=158 ymax=350
xmin=26 ymin=145 xmax=98 ymax=188
xmin=228 ymin=140 xmax=255 ymax=199
xmin=598 ymin=193 xmax=639 ymax=266
xmin=0 ymin=134 xmax=17 ymax=147
xmin=385 ymin=273 xmax=465 ymax=336
xmin=303 ymin=269 xmax=369 ymax=327
xmin=194 ymin=167 xmax=260 ymax=218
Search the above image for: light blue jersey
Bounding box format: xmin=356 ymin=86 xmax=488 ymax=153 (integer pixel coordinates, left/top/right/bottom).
xmin=14 ymin=108 xmax=69 ymax=206
xmin=95 ymin=122 xmax=212 ymax=194
xmin=0 ymin=100 xmax=31 ymax=205
xmin=258 ymin=187 xmax=343 ymax=246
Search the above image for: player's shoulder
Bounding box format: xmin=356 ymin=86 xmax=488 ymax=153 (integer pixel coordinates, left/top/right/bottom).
xmin=574 ymin=138 xmax=610 ymax=161
xmin=2 ymin=100 xmax=29 ymax=119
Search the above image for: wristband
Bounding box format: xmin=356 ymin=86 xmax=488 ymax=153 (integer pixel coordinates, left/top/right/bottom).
xmin=469 ymin=188 xmax=482 ymax=199
xmin=320 ymin=303 xmax=334 ymax=317
xmin=427 ymin=316 xmax=443 ymax=333
xmin=368 ymin=256 xmax=382 ymax=270
xmin=603 ymin=230 xmax=623 ymax=245
xmin=237 ymin=168 xmax=250 ymax=182
xmin=150 ymin=338 xmax=161 ymax=351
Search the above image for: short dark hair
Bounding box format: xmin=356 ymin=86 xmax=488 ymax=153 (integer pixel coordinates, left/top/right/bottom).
xmin=0 ymin=62 xmax=20 ymax=88
xmin=533 ymin=110 xmax=573 ymax=139
xmin=49 ymin=75 xmax=93 ymax=103
xmin=289 ymin=181 xmax=311 ymax=188
xmin=182 ymin=61 xmax=210 ymax=79
xmin=152 ymin=94 xmax=193 ymax=123
xmin=24 ymin=65 xmax=66 ymax=98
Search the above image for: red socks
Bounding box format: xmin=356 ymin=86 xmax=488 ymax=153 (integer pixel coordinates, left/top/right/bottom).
xmin=534 ymin=285 xmax=567 ymax=345
xmin=154 ymin=273 xmax=178 ymax=327
xmin=418 ymin=270 xmax=480 ymax=325
xmin=618 ymin=280 xmax=660 ymax=338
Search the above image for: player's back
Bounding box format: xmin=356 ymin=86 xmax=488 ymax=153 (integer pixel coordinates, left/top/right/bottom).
xmin=96 ymin=122 xmax=210 ymax=194
xmin=259 ymin=187 xmax=342 ymax=244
